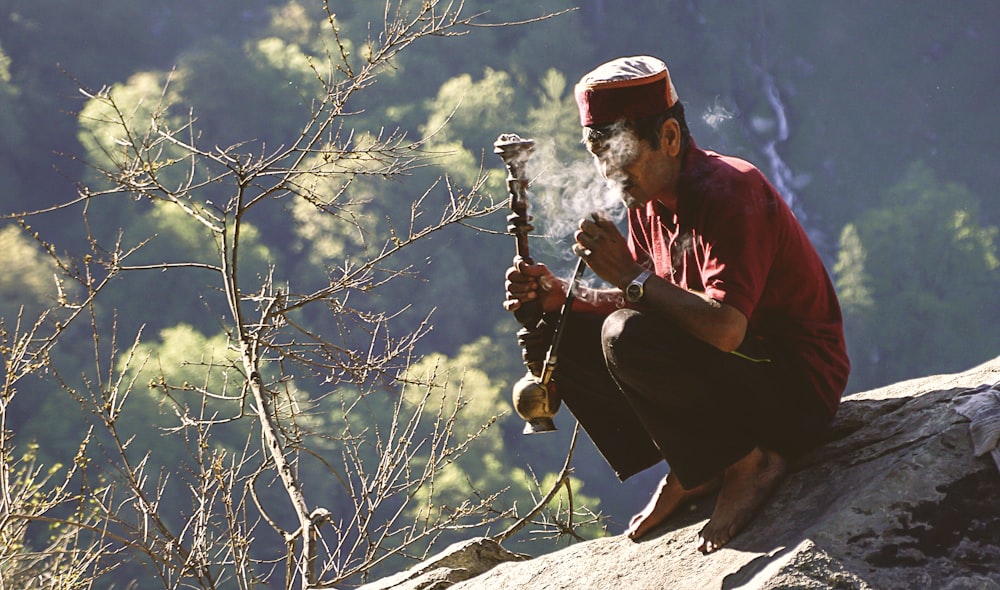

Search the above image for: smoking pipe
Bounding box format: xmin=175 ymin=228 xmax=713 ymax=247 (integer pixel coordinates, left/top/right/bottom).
xmin=509 ymin=257 xmax=587 ymax=434
xmin=495 ymin=133 xmax=585 ymax=434
xmin=494 ymin=134 xmax=540 ymax=326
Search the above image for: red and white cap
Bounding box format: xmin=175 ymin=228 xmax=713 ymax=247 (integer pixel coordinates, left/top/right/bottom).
xmin=574 ymin=56 xmax=679 ymax=127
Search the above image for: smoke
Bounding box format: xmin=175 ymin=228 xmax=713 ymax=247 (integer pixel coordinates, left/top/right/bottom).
xmin=522 ymin=127 xmax=638 ymax=261
xmin=702 ymin=98 xmax=734 ymax=130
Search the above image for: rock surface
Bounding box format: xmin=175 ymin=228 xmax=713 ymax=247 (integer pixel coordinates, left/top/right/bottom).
xmin=356 ymin=537 xmax=529 ymax=590
xmin=371 ymin=358 xmax=1000 ymax=590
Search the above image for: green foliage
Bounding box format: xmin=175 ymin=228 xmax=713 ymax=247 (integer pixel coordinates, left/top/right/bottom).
xmin=92 ymin=199 xmax=274 ymax=336
xmin=400 ymin=348 xmax=519 ymax=527
xmin=137 ymin=201 xmax=275 ymax=277
xmin=525 ymin=69 xmax=581 ymax=159
xmin=399 ymin=337 xmax=605 ymax=544
xmin=287 ymin=175 xmax=371 ymax=271
xmin=75 ymin=69 xmax=191 ymax=234
xmin=107 ymin=324 xmax=247 ymax=472
xmin=5 ymin=2 xmax=1000 ymax=584
xmin=76 ymin=70 xmax=174 ymax=162
xmin=0 ymin=224 xmax=63 ymax=323
xmin=265 ymin=1 xmax=332 ymax=48
xmin=421 ymin=68 xmax=517 ymax=186
xmin=0 ymin=442 xmax=105 ymax=588
xmin=172 ymin=37 xmax=320 ymax=149
xmin=834 ymin=161 xmax=1000 ymax=390
xmin=0 ymin=44 xmax=27 ymax=195
xmin=122 ymin=324 xmax=239 ymax=394
xmin=403 ymin=338 xmax=510 ymax=441
xmin=832 ymin=224 xmax=874 ymax=312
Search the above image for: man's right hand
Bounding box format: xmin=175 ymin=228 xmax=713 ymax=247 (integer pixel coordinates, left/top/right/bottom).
xmin=503 ymin=256 xmax=566 ymax=314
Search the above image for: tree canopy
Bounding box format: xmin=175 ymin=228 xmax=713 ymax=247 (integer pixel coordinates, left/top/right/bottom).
xmin=2 ymin=1 xmax=999 ymax=587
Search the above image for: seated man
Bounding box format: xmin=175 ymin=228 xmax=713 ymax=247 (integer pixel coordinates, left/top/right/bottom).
xmin=503 ymin=55 xmax=850 ymax=553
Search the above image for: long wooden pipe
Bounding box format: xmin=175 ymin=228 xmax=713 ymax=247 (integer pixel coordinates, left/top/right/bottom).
xmin=495 ymin=133 xmax=584 ymax=434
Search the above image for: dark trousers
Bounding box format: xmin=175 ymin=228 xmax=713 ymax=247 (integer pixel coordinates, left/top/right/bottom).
xmin=552 ymin=308 xmax=833 ymax=489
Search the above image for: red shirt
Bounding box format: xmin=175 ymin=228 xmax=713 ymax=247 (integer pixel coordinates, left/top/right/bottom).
xmin=627 ymin=142 xmax=850 ymax=415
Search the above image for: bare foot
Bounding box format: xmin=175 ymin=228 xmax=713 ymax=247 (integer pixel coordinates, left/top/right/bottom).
xmin=626 ymin=472 xmax=720 ymax=540
xmin=697 ymin=446 xmax=787 ymax=554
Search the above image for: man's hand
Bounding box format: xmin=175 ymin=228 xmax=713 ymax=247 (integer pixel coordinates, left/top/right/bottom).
xmin=573 ymin=214 xmax=645 ymax=289
xmin=573 ymin=213 xmax=748 ymax=352
xmin=503 ymin=256 xmax=566 ymax=314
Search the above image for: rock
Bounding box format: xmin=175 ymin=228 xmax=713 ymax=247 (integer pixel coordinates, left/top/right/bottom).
xmin=954 ymin=384 xmax=1000 ymax=471
xmin=356 ymin=537 xmax=529 ymax=590
xmin=369 ymin=357 xmax=1000 ymax=589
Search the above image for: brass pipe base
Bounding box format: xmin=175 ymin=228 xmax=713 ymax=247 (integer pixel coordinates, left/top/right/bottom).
xmin=522 ymin=417 xmax=557 ymax=435
xmin=512 ymin=371 xmax=560 ymax=435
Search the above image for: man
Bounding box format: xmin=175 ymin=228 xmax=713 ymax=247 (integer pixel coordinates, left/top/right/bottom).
xmin=503 ymin=56 xmax=850 ymax=554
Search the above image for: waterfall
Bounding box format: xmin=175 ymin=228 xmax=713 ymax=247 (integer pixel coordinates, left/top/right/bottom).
xmin=747 ymin=67 xmax=831 ymax=250
xmin=755 ymin=70 xmax=808 ymax=225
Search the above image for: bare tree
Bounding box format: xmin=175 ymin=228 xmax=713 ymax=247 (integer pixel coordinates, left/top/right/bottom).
xmin=1 ymin=312 xmax=115 ymax=590
xmin=1 ymin=2 xmax=577 ymax=589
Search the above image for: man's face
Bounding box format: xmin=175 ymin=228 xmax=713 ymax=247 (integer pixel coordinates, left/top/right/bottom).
xmin=585 ymin=128 xmax=670 ymax=209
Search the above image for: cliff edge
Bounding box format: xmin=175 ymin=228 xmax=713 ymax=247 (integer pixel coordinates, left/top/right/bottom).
xmin=365 ymin=357 xmax=1000 ymax=590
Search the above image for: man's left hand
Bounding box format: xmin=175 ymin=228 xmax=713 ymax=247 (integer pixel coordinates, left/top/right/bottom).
xmin=574 ymin=214 xmax=645 ymax=289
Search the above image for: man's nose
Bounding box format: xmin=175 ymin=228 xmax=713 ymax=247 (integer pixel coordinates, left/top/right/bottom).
xmin=595 ymin=158 xmax=624 ymax=182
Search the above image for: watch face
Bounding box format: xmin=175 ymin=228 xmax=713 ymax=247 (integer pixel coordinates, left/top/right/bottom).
xmin=626 ymin=283 xmax=641 ymax=302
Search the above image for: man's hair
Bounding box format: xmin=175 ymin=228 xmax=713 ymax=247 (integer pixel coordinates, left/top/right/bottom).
xmin=583 ymin=101 xmax=691 ymax=152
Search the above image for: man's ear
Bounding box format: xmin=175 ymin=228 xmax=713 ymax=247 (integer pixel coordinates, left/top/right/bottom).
xmin=661 ymin=118 xmax=681 ymax=157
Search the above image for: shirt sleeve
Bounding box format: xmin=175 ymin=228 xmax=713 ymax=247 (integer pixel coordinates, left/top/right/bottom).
xmin=696 ymin=172 xmax=781 ymax=321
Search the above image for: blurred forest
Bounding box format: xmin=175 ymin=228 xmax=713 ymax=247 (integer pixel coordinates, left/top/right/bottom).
xmin=1 ymin=0 xmax=999 ymax=587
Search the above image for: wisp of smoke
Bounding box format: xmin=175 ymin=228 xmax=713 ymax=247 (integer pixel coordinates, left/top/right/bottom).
xmin=702 ymin=98 xmax=734 ymax=130
xmin=523 ymin=127 xmax=638 ymax=262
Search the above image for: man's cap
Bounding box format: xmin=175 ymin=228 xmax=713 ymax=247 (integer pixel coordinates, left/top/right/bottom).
xmin=574 ymin=56 xmax=679 ymax=127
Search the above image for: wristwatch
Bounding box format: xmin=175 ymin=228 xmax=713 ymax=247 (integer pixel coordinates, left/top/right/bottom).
xmin=625 ymin=269 xmax=653 ymax=303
